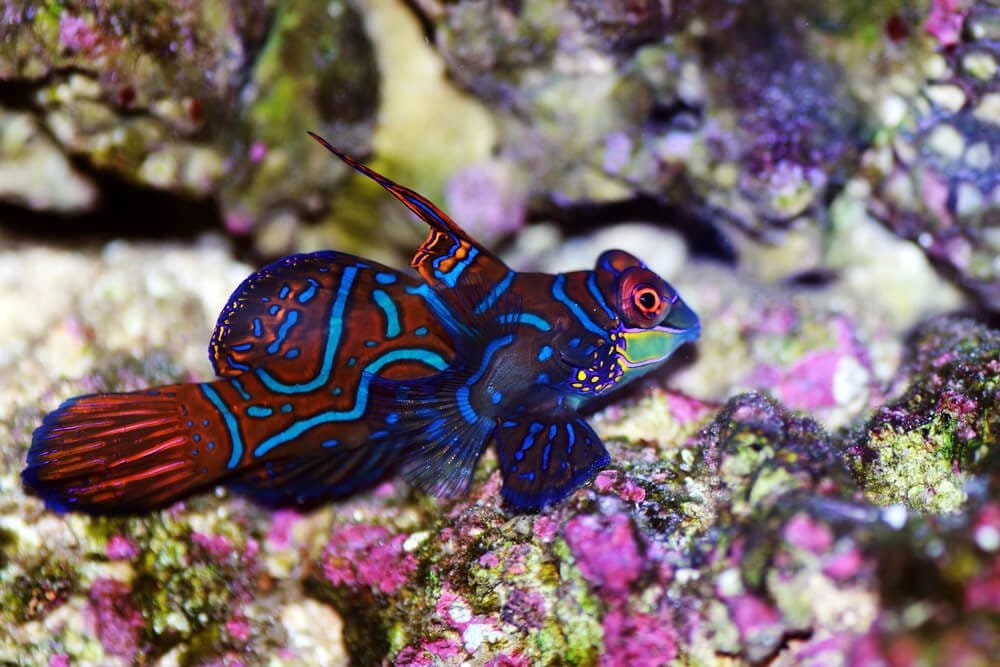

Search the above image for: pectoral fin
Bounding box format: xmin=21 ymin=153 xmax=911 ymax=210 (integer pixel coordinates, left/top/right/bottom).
xmin=493 ymin=411 xmax=610 ymax=510
xmin=365 ymin=371 xmax=496 ymax=499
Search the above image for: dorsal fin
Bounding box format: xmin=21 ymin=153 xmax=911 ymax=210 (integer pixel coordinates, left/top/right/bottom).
xmin=209 ymin=251 xmax=360 ymax=377
xmin=208 ymin=251 xmax=448 ymax=378
xmin=307 ymin=132 xmax=511 ymax=290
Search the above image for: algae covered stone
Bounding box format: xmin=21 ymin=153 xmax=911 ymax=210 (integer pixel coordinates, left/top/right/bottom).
xmin=0 ymin=0 xmax=378 ymax=249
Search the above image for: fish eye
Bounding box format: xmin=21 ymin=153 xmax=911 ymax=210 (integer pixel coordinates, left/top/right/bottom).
xmin=633 ymin=286 xmax=661 ymax=318
xmin=615 ymin=268 xmax=672 ymax=328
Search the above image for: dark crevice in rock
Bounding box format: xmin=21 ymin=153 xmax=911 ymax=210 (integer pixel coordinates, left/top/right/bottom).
xmin=0 ymin=152 xmax=240 ymax=248
xmin=529 ymin=194 xmax=738 ymax=263
xmin=400 ymin=0 xmax=439 ymax=46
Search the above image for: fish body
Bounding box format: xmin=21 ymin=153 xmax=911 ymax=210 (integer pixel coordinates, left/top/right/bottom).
xmin=22 ymin=134 xmax=700 ymax=513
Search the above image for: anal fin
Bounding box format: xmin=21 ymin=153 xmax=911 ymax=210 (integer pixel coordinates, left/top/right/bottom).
xmin=227 ymin=442 xmax=397 ymax=507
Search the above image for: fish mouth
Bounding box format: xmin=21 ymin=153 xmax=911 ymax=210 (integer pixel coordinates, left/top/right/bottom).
xmin=617 ymin=300 xmax=700 ymax=369
xmin=660 ymin=299 xmax=700 ymax=340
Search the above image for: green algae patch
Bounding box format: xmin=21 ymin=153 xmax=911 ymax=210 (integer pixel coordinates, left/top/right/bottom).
xmin=850 ymin=318 xmax=1000 ymax=514
xmin=859 ymin=420 xmax=970 ymax=513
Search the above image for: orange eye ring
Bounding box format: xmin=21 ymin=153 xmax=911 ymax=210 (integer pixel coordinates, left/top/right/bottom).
xmin=633 ymin=287 xmax=661 ymax=318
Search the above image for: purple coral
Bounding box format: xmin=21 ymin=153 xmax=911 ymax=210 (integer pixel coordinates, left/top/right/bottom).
xmin=502 ymin=588 xmax=547 ymax=630
xmin=444 ymin=164 xmax=526 ymax=241
xmin=87 ymin=577 xmax=144 ymax=661
xmin=59 ymin=15 xmax=102 ymax=54
xmin=396 ymin=638 xmax=464 ymax=667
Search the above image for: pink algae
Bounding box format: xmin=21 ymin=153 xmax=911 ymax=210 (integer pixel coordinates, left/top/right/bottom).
xmin=105 ymin=535 xmax=138 ymax=560
xmin=321 ymin=523 xmax=416 ymax=594
xmin=823 ymin=546 xmax=864 ymax=580
xmin=225 ymin=616 xmax=251 ymax=642
xmin=191 ymin=532 xmax=234 ymax=559
xmin=594 ymin=470 xmax=618 ymax=493
xmin=564 ymin=513 xmax=642 ymax=602
xmin=665 ymin=391 xmax=714 ymax=425
xmin=600 ymin=609 xmax=678 ymax=667
xmin=965 ymin=556 xmax=1000 ymax=612
xmin=925 ymin=0 xmax=970 ymax=47
xmin=87 ymin=577 xmax=143 ymax=661
xmin=485 ymin=653 xmax=531 ymax=667
xmin=266 ymin=509 xmax=302 ymax=550
xmin=478 ymin=551 xmax=500 ymax=568
xmin=726 ymin=594 xmax=782 ymax=639
xmin=59 ymin=15 xmax=102 ymax=53
xmin=782 ymin=513 xmax=834 ymax=555
xmin=750 ymin=349 xmax=841 ymax=411
xmin=395 ymin=638 xmax=464 ymax=667
xmin=532 ymin=515 xmax=560 ymax=542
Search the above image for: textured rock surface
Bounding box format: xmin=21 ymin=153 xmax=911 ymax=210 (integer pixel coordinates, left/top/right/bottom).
xmin=416 ymin=0 xmax=1000 ymax=310
xmin=1 ymin=234 xmax=996 ymax=664
xmin=0 ymin=0 xmax=378 ymax=251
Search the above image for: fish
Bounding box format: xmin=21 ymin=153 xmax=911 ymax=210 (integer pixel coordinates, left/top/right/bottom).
xmin=21 ymin=132 xmax=701 ymax=514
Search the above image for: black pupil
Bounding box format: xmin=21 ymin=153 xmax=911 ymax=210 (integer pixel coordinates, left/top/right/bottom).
xmin=638 ymin=291 xmax=656 ymax=310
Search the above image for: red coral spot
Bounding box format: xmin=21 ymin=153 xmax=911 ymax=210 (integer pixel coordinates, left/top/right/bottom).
xmin=885 ymin=15 xmax=909 ymax=42
xmin=188 ymin=98 xmax=203 ymax=124
xmin=117 ymin=85 xmax=136 ymax=108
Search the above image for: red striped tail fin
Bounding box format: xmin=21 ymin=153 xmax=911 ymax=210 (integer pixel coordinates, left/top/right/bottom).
xmin=22 ymin=388 xmax=221 ymax=514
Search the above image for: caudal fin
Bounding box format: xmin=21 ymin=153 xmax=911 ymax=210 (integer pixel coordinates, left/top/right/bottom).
xmin=22 ymin=389 xmax=220 ymax=514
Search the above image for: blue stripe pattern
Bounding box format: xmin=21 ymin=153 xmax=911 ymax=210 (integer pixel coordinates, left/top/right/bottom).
xmin=552 ymin=275 xmax=605 ymax=336
xmin=456 ymin=334 xmax=514 ymax=423
xmin=497 ymin=313 xmax=552 ymax=331
xmin=434 ymin=247 xmax=479 ymax=287
xmin=474 ymin=271 xmax=514 ymax=314
xmin=267 ymin=310 xmax=300 ymax=354
xmin=297 ymin=278 xmax=319 ymax=303
xmin=200 ymin=384 xmax=244 ymax=469
xmin=255 ymin=266 xmax=358 ymax=393
xmin=587 ymin=273 xmax=616 ymax=320
xmin=253 ymin=348 xmax=448 ymax=457
xmin=372 ymin=289 xmax=401 ymax=338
